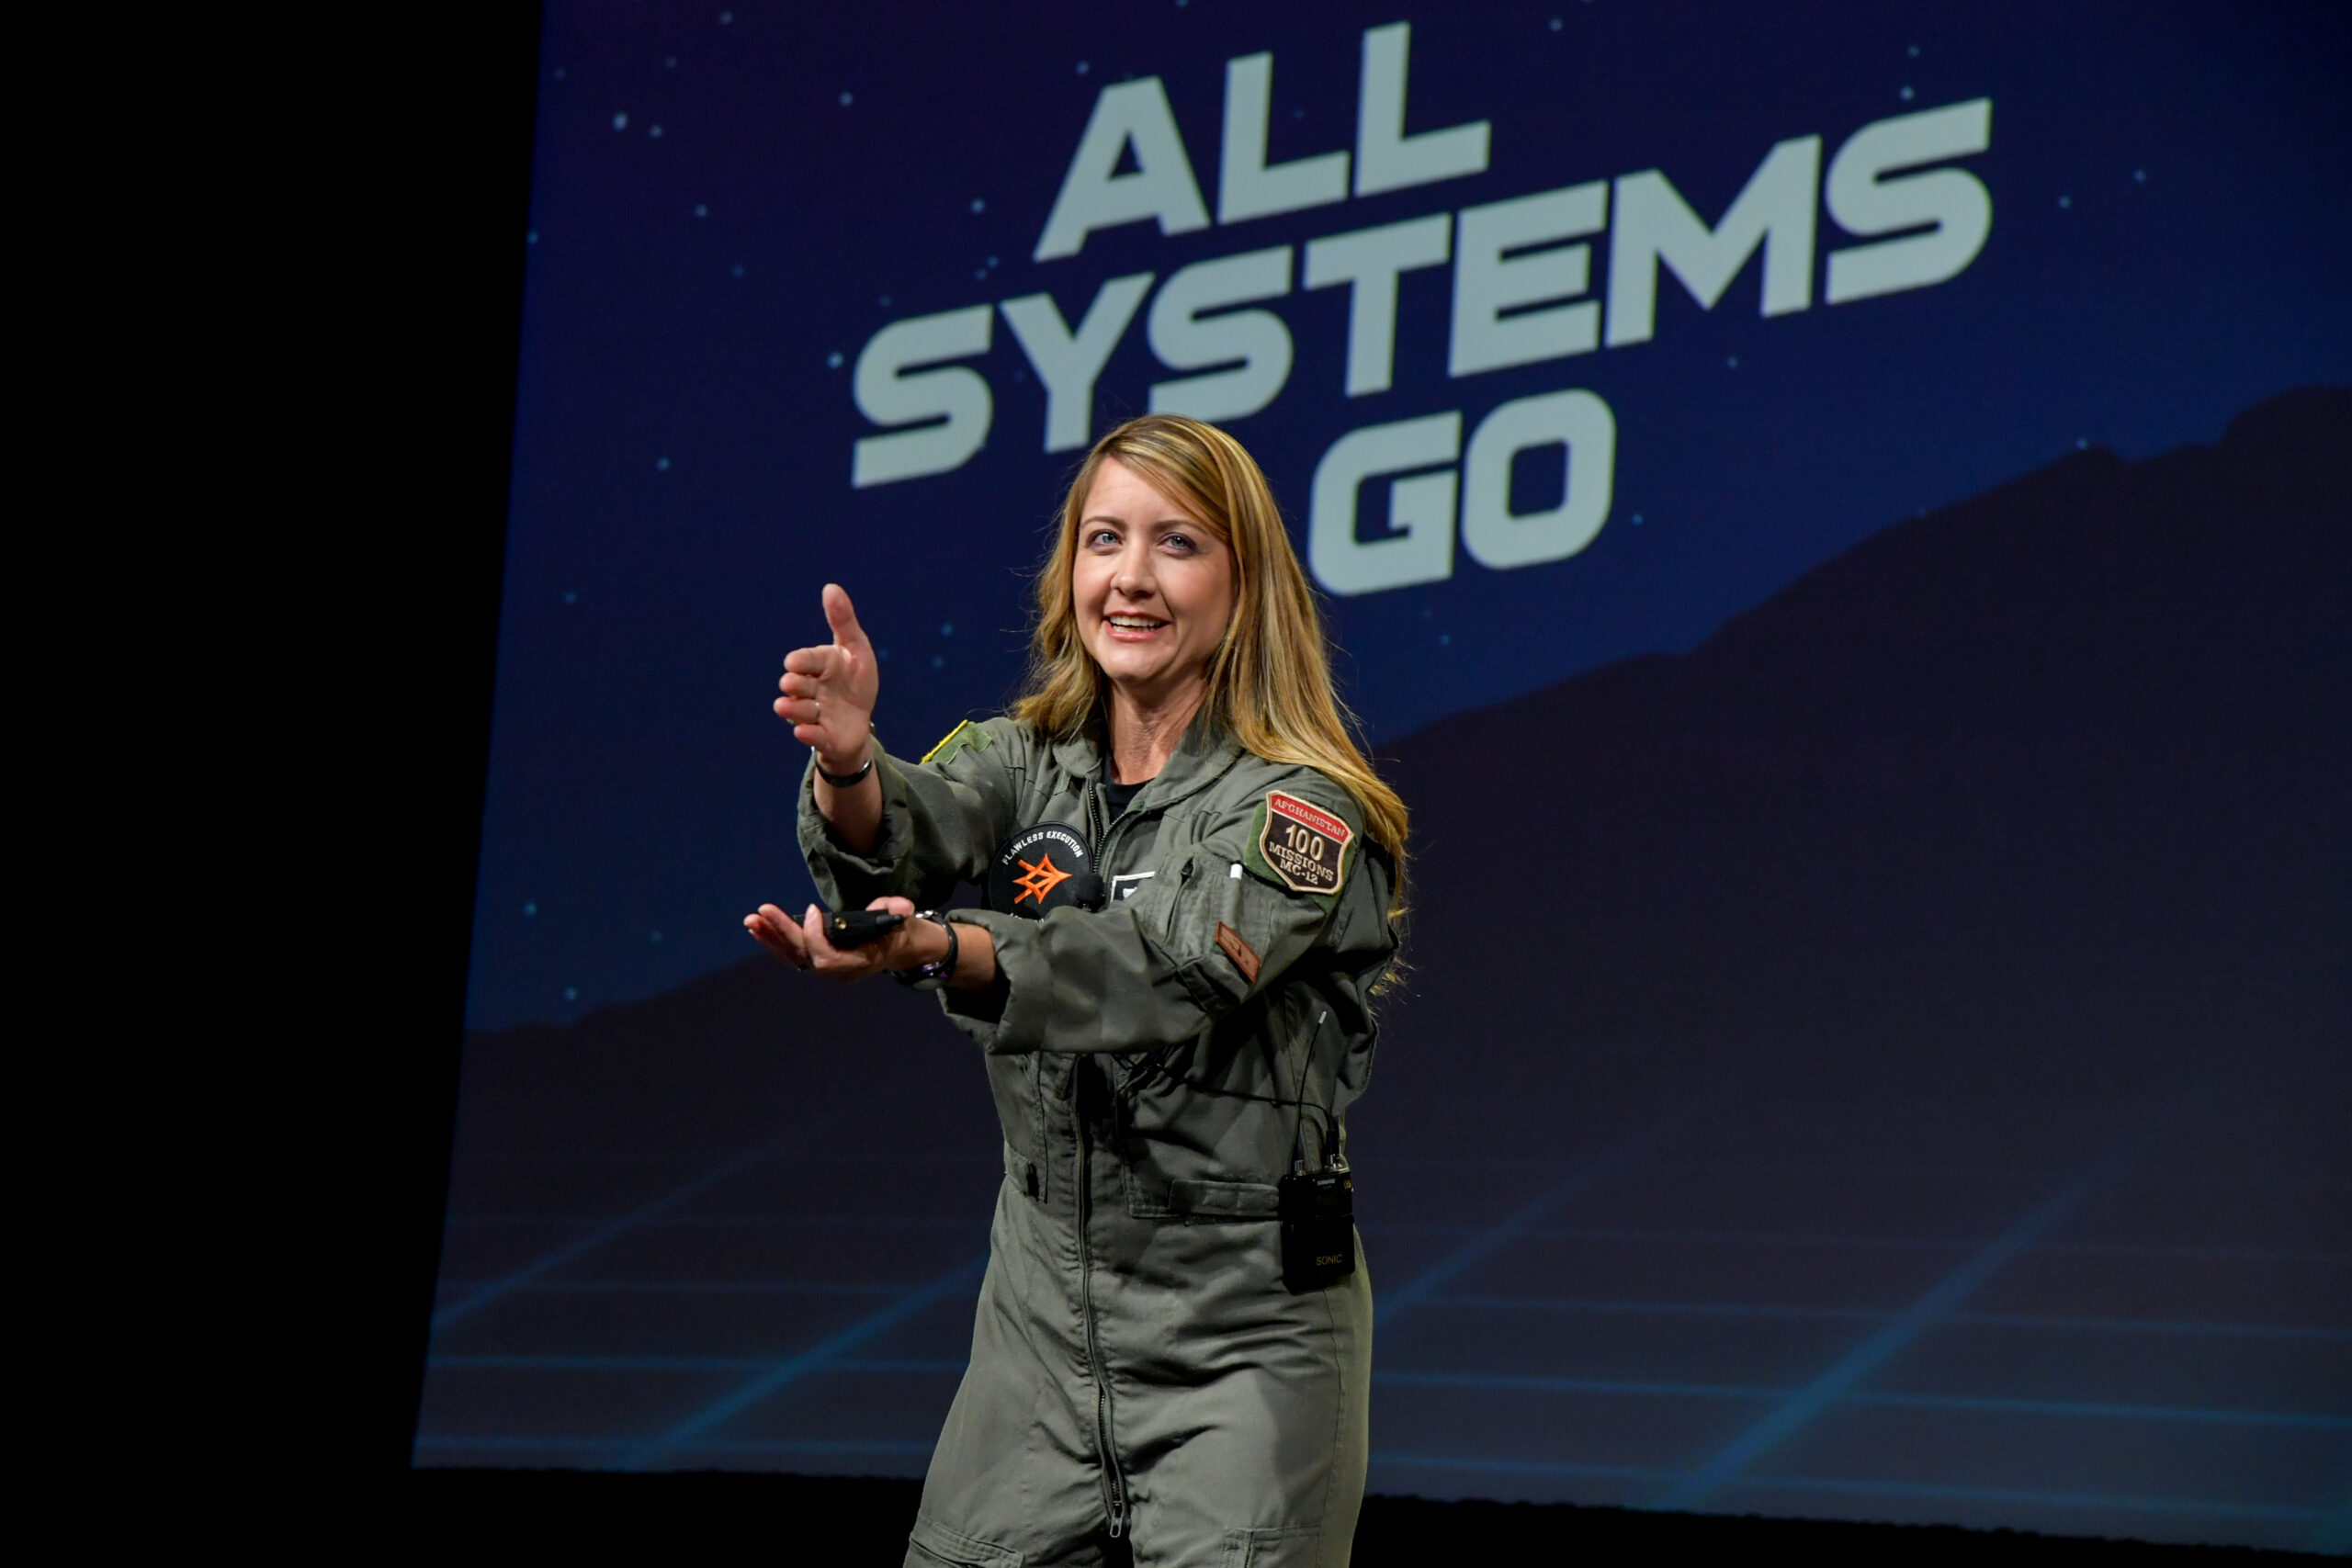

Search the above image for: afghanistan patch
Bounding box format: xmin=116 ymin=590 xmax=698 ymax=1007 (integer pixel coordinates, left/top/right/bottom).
xmin=1250 ymin=790 xmax=1352 ymax=897
xmin=988 ymin=822 xmax=1104 ymax=917
xmin=922 ymin=719 xmax=992 ymax=767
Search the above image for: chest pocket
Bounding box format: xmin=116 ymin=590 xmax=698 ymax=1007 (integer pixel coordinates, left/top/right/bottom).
xmin=1129 ymin=804 xmax=1217 ymax=934
xmin=1156 ymin=786 xmax=1277 ymax=940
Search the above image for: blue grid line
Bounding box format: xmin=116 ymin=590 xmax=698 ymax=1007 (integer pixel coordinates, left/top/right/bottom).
xmin=433 ymin=1279 xmax=900 ymax=1299
xmin=1839 ymin=1391 xmax=2352 ymax=1430
xmin=1377 ymin=1370 xmax=1781 ymax=1399
xmin=1731 ymin=1472 xmax=2330 ymax=1525
xmin=430 ymin=1141 xmax=789 ymax=1332
xmin=430 ymin=1353 xmax=971 ymax=1375
xmin=415 ymin=1435 xmax=628 ymax=1454
xmin=1605 ymin=1159 xmax=2350 ymax=1190
xmin=418 ymin=1433 xmax=945 ymax=1461
xmin=1368 ymin=1452 xmax=1672 ymax=1483
xmin=1373 ymin=1370 xmax=2345 ymax=1429
xmin=448 ymin=1151 xmax=747 ymax=1164
xmin=686 ymin=1438 xmax=938 ymax=1458
xmin=416 ymin=1431 xmax=939 ymax=1461
xmin=429 ymin=1279 xmax=2352 ymax=1340
xmin=1955 ymin=1311 xmax=2352 ymax=1342
xmin=439 ymin=1213 xmax=2345 ymax=1267
xmin=1374 ymin=1130 xmax=1651 ymax=1327
xmin=2041 ymin=1240 xmax=2348 ymax=1264
xmin=451 ymin=1148 xmax=988 ymax=1167
xmin=616 ymin=1255 xmax=987 ymax=1472
xmin=1430 ymin=1294 xmax=2352 ymax=1340
xmin=1364 ymin=1223 xmax=1975 ymax=1251
xmin=424 ymin=1352 xmax=2347 ymax=1434
xmin=1653 ymin=1171 xmax=2099 ymax=1510
xmin=435 ymin=1354 xmax=786 ymax=1372
xmin=1364 ymin=1156 xmax=2344 ymax=1190
xmin=1363 ymin=1222 xmax=2341 ymax=1266
xmin=441 ymin=1213 xmax=983 ymax=1231
xmin=1434 ymin=1295 xmax=1886 ymax=1324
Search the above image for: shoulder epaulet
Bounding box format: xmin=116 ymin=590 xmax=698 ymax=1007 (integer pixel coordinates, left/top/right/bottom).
xmin=922 ymin=718 xmax=995 ymax=767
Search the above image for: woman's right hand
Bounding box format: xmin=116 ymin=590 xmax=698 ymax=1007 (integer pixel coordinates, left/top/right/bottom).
xmin=743 ymin=897 xmax=910 ymax=981
xmin=743 ymin=896 xmax=994 ymax=991
xmin=777 ymin=583 xmax=880 ymax=773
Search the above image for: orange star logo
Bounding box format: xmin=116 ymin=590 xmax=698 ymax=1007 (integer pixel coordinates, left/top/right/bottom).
xmin=1012 ymin=852 xmax=1072 ymax=906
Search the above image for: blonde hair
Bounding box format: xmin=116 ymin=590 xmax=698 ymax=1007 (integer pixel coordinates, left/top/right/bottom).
xmin=1011 ymin=414 xmax=1408 ymax=919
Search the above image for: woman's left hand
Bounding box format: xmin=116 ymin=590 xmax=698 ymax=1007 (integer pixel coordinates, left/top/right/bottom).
xmin=742 ymin=895 xmax=936 ymax=980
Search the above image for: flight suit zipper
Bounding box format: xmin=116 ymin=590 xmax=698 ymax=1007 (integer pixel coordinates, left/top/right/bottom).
xmin=1073 ymin=1057 xmax=1131 ymax=1538
xmin=1083 ymin=778 xmax=1110 ymax=865
xmin=1076 ymin=769 xmax=1197 ymax=1540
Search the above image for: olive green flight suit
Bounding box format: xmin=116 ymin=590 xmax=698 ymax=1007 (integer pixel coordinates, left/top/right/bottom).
xmin=800 ymin=711 xmax=1396 ymax=1568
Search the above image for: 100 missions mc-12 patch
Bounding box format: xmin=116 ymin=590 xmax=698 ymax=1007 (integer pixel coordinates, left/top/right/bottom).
xmin=1248 ymin=790 xmax=1352 ymax=899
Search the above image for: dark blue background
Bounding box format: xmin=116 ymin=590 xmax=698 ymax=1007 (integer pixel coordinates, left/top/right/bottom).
xmin=469 ymin=0 xmax=2346 ymax=1030
xmin=424 ymin=4 xmax=2350 ymax=1550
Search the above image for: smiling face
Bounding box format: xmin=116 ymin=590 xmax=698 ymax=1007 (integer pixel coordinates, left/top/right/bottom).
xmin=1072 ymin=457 xmax=1236 ymax=711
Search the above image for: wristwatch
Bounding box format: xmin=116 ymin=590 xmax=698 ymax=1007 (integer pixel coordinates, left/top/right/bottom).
xmin=814 ymin=746 xmax=875 ymax=788
xmin=892 ymin=910 xmax=958 ymax=990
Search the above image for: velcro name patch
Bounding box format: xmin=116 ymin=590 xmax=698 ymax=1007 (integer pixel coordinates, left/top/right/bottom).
xmin=1215 ymin=920 xmax=1261 ymax=985
xmin=1254 ymin=791 xmax=1351 ymax=897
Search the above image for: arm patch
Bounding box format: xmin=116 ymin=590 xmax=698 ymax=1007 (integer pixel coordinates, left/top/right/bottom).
xmin=1241 ymin=789 xmax=1352 ymax=906
xmin=1214 ymin=921 xmax=1262 ymax=985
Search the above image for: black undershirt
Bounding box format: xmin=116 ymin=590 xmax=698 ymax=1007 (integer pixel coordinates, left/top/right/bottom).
xmin=1102 ymin=773 xmax=1147 ymax=818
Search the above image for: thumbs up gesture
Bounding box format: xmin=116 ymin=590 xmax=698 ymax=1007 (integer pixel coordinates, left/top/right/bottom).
xmin=777 ymin=583 xmax=880 ymax=773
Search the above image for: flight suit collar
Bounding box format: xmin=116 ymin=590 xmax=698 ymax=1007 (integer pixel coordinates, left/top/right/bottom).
xmin=1048 ymin=701 xmax=1245 ymax=814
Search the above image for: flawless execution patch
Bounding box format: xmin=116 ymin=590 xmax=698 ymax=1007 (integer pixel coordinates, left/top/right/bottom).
xmin=1252 ymin=791 xmax=1352 ymax=897
xmin=988 ymin=822 xmax=1102 ymax=916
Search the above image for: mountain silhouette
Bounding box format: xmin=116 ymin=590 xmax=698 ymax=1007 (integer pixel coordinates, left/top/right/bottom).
xmin=449 ymin=387 xmax=2348 ymax=1165
xmin=1365 ymin=385 xmax=2348 ymax=1145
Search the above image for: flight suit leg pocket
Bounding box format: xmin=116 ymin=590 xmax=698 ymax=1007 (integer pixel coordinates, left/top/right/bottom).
xmin=907 ymin=1513 xmax=1024 ymax=1568
xmin=1221 ymin=1525 xmax=1317 ymax=1567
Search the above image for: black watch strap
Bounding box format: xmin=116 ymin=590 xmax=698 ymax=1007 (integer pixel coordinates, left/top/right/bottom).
xmin=815 ymin=747 xmax=875 ymax=789
xmin=893 ymin=912 xmax=957 ymax=990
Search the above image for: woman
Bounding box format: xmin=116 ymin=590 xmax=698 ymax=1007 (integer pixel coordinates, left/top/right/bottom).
xmin=745 ymin=414 xmax=1407 ymax=1568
